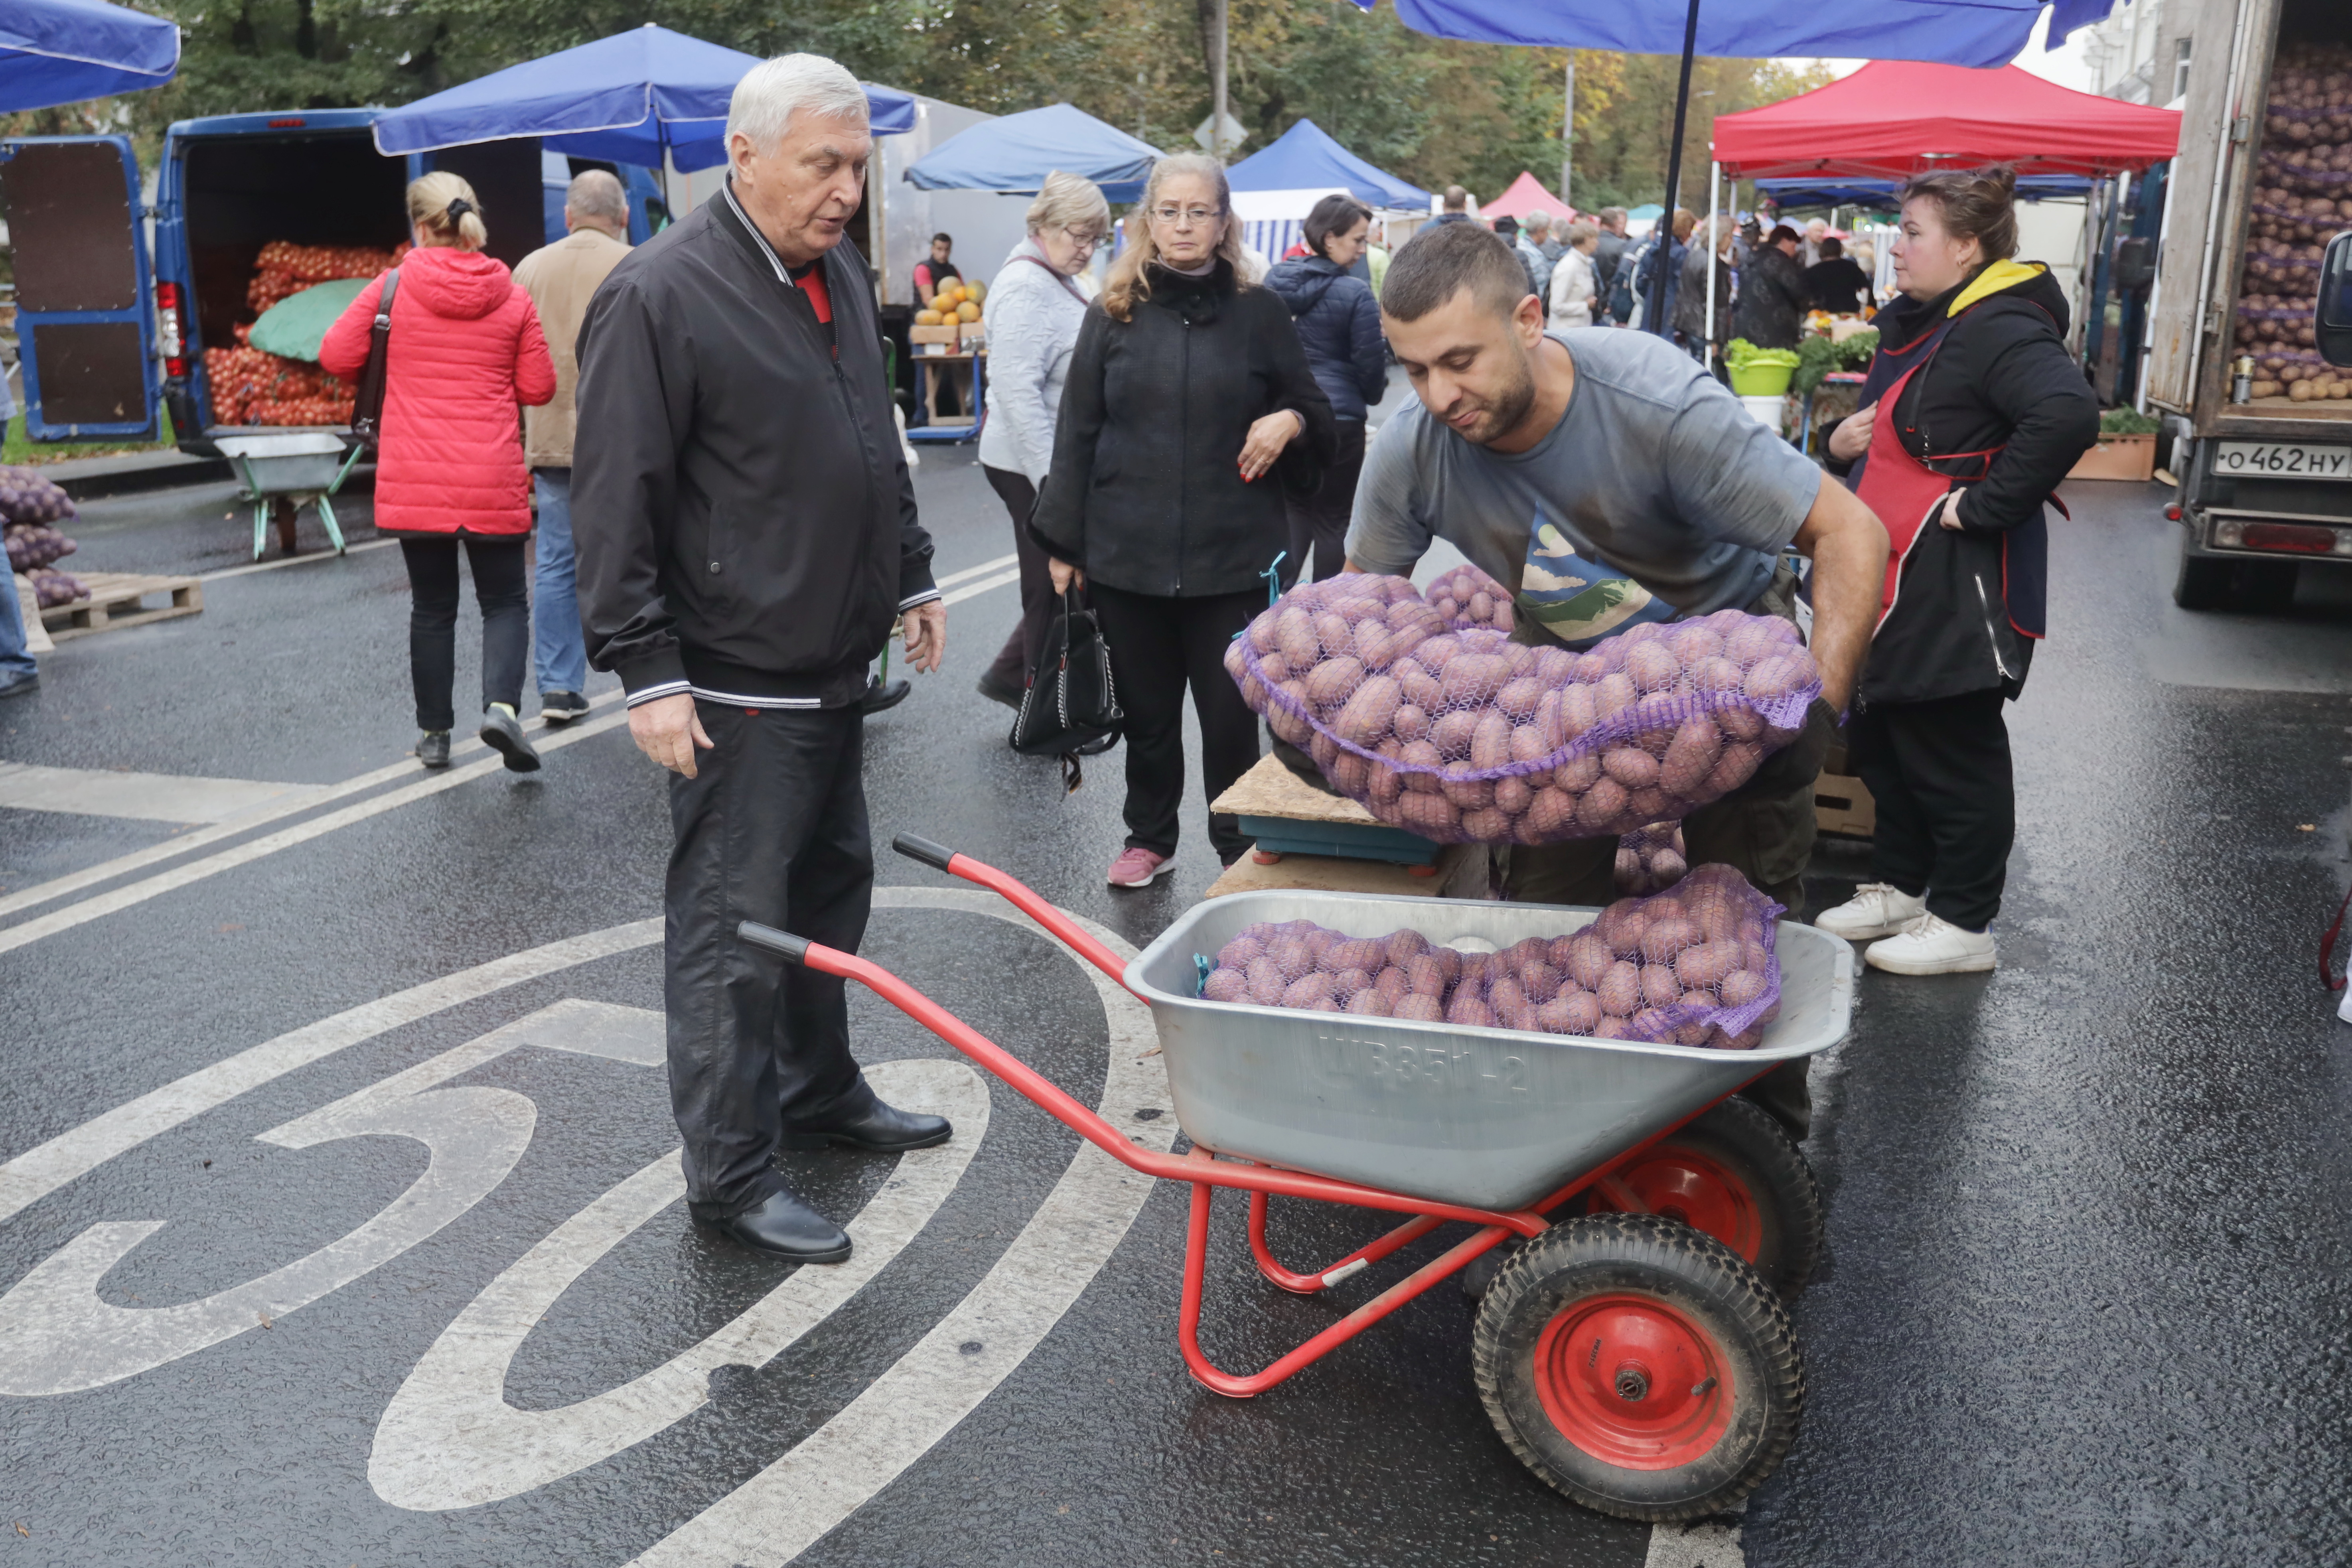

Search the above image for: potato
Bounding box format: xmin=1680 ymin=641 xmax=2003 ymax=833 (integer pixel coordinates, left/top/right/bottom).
xmin=1509 ymin=722 xmax=1552 ymax=767
xmin=1525 ymin=786 xmax=1581 ymax=837
xmin=1324 ymin=937 xmax=1385 ymax=973
xmin=1352 ymin=621 xmax=1395 ymax=670
xmin=1385 ymin=929 xmax=1431 ymax=966
xmin=1440 ymin=765 xmax=1495 ymax=811
xmin=1202 ymin=967 xmax=1247 ymax=1002
xmin=1345 ymin=990 xmax=1391 ymax=1016
xmin=1674 ymin=940 xmax=1734 ymax=990
xmin=1494 ymin=775 xmax=1533 ymax=816
xmin=1625 ymin=787 xmax=1671 ymax=822
xmin=1626 ymin=641 xmax=1680 ymax=693
xmin=1277 ymin=609 xmax=1320 ymax=669
xmin=1310 ymin=731 xmax=1341 ymax=773
xmin=1532 ymin=645 xmax=1575 ymax=682
xmin=1396 ymin=789 xmax=1460 ymax=837
xmin=1595 ymin=672 xmax=1638 ymax=722
xmin=1415 ymin=635 xmax=1461 ymax=669
xmin=1393 ymin=994 xmax=1444 ymax=1023
xmin=1471 ymin=710 xmax=1514 ymax=770
xmin=1461 ymin=805 xmax=1513 ymax=840
xmin=1703 ymin=742 xmax=1764 ymax=795
xmin=1371 ymin=964 xmax=1411 ymax=1006
xmin=1557 ymin=683 xmax=1596 ymax=741
xmin=1246 ymin=957 xmax=1286 ymax=1004
xmin=1667 ymin=623 xmax=1725 ymax=664
xmin=1660 ymin=718 xmax=1724 ymax=797
xmin=1597 ymin=961 xmax=1642 ymax=1016
xmin=1304 ymin=928 xmax=1342 ymax=963
xmin=1440 ymin=653 xmax=1511 ymax=708
xmin=1519 ymin=959 xmax=1563 ymax=1002
xmin=1539 ymin=988 xmax=1603 ymax=1035
xmin=1554 ymin=753 xmax=1603 ymax=792
xmin=1717 ymin=969 xmax=1768 ymax=1009
xmin=1222 ymin=638 xmax=1249 ymax=685
xmin=1268 ymin=936 xmax=1314 ymax=979
xmin=1399 ymin=738 xmax=1445 ymax=789
xmin=1590 ymin=1016 xmax=1631 ymax=1040
xmin=1247 ymin=611 xmax=1282 ymax=655
xmin=1281 ymin=972 xmax=1335 ymax=1009
xmin=1742 ymin=654 xmax=1807 ymax=704
xmin=1496 ymin=676 xmax=1545 ymax=720
xmin=1398 ymin=661 xmax=1443 ymax=711
xmin=1488 ymin=975 xmax=1527 ymax=1018
xmin=1717 ymin=705 xmax=1766 ymax=742
xmin=1641 ymin=917 xmax=1699 ymax=964
xmin=1367 ymin=757 xmax=1407 ymax=806
xmin=1305 ymin=655 xmax=1365 ymax=711
xmin=1330 ymin=967 xmax=1373 ymax=1000
xmin=1725 ymin=619 xmax=1786 ymax=666
xmin=1601 ymin=746 xmax=1659 ymax=789
xmin=1258 ymin=651 xmax=1291 ymax=685
xmin=1628 ymin=1006 xmax=1677 ymax=1041
xmin=1314 ymin=611 xmax=1354 ymax=655
xmin=1432 ymin=946 xmax=1462 ymax=984
xmin=1640 ymin=962 xmax=1682 ymax=1008
xmin=1427 ymin=710 xmax=1478 ymax=760
xmin=1578 ymin=776 xmax=1630 ymax=828
xmin=1334 ymin=675 xmax=1401 ymax=745
xmin=1385 ymin=702 xmax=1428 ymax=745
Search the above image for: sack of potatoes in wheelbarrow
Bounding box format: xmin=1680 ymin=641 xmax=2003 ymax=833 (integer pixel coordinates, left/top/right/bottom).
xmin=1196 ymin=863 xmax=1783 ymax=1050
xmin=1222 ymin=574 xmax=1822 ymax=844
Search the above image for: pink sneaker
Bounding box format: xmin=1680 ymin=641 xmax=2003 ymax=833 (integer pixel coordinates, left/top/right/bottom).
xmin=1106 ymin=846 xmax=1173 ymax=889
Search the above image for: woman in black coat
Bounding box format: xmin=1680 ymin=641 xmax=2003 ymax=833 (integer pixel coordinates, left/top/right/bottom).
xmin=1265 ymin=193 xmax=1386 ymax=584
xmin=1815 ymin=165 xmax=2098 ymax=976
xmin=1033 ymin=155 xmax=1337 ymax=888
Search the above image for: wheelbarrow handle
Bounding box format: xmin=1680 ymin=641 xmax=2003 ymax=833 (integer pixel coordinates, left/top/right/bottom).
xmin=737 ymin=921 xmax=811 ymax=965
xmin=889 ymin=832 xmax=1131 ymax=989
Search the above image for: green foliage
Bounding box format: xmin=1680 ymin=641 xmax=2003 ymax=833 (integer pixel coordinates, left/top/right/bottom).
xmin=1724 ymin=338 xmax=1800 ymax=370
xmin=1790 ymin=328 xmax=1876 ymax=397
xmin=2099 ymin=406 xmax=2161 ymax=434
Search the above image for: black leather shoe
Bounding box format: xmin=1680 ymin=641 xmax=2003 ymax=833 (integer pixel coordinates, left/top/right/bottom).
xmin=703 ymin=1189 xmax=852 ymax=1263
xmin=478 ymin=704 xmax=542 ymax=772
xmin=861 ymin=675 xmax=911 ymax=714
xmin=781 ymin=1097 xmax=952 ymax=1153
xmin=416 ymin=730 xmax=451 ymax=769
xmin=975 ymin=668 xmax=1024 ymax=710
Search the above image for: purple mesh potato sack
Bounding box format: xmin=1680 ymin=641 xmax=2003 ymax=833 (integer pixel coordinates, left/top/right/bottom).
xmin=1192 ymin=864 xmax=1783 ymax=1049
xmin=0 ymin=466 xmax=77 ymax=527
xmin=1615 ymin=822 xmax=1689 ymax=896
xmin=1425 ymin=561 xmax=1515 ymax=634
xmin=1221 ymin=574 xmax=1823 ymax=845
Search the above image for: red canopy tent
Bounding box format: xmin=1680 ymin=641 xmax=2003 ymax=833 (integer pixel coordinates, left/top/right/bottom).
xmin=1711 ymin=61 xmax=2180 ymax=180
xmin=1480 ymin=171 xmax=1575 ymax=224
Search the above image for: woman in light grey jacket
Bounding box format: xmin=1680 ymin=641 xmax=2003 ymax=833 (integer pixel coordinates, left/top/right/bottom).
xmin=975 ymin=171 xmax=1112 ymax=709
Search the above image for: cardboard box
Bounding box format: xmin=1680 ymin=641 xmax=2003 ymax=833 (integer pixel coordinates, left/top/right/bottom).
xmin=909 ymin=324 xmax=957 ymax=345
xmin=1814 ymin=771 xmax=1877 ymax=839
xmin=2067 ymin=432 xmax=2156 ymax=482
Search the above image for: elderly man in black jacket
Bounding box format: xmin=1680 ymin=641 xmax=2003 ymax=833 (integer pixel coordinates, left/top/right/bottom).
xmin=573 ymin=53 xmax=948 ymax=1264
xmin=1734 ymin=223 xmax=1812 ymax=350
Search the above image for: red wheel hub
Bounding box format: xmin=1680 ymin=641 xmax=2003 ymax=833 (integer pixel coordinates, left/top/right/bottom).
xmin=1532 ymin=1293 xmax=1733 ymax=1469
xmin=1591 ymin=1146 xmax=1762 ymax=1263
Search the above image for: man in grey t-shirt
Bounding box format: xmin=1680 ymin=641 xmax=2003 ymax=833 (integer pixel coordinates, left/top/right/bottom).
xmin=1344 ymin=223 xmax=1889 ymax=1132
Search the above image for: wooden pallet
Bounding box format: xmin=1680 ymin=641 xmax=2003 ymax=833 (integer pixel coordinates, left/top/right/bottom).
xmin=35 ymin=572 xmax=204 ymax=642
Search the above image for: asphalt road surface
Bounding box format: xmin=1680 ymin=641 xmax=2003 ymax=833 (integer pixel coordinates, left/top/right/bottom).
xmin=2 ymin=447 xmax=2348 ymax=1568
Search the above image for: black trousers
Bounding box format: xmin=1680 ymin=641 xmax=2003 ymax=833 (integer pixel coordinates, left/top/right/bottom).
xmin=667 ymin=702 xmax=876 ymax=1220
xmin=1284 ymin=419 xmax=1367 ymax=585
xmin=399 ymin=535 xmax=528 ymax=732
xmin=1089 ymin=582 xmax=1263 ymax=862
xmin=981 ymin=464 xmax=1059 ymax=691
xmin=1845 ymin=687 xmax=2014 ymax=932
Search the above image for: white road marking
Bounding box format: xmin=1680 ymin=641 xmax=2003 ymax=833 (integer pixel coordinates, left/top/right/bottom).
xmin=941 ymin=568 xmax=1021 ymax=606
xmin=0 ymin=690 xmax=625 ymax=924
xmin=1644 ymin=1517 xmax=1744 ymax=1566
xmin=932 ymin=552 xmax=1018 ymax=591
xmin=498 ymin=996 xmax=667 ymax=1066
xmin=0 ymin=919 xmax=661 ymax=1228
xmin=369 ymin=1055 xmax=988 ymax=1510
xmin=630 ymin=886 xmax=1173 ymax=1568
xmin=0 ymin=761 xmax=328 ymax=824
xmin=197 ymin=536 xmax=401 ymax=582
xmin=0 ymin=702 xmax=630 ymax=957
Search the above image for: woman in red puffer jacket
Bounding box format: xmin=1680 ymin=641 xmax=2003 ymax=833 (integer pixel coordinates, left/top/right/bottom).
xmin=323 ymin=172 xmax=557 ymax=772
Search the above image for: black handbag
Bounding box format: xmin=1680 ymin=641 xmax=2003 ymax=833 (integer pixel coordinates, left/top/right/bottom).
xmin=349 ymin=267 xmax=400 ymax=450
xmin=1010 ymin=589 xmax=1123 ymax=792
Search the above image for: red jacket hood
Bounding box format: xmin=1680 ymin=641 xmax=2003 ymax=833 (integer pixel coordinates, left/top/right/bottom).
xmin=399 ymin=245 xmax=516 ymax=320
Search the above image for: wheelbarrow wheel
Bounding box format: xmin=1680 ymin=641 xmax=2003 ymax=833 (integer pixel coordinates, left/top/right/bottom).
xmin=1584 ymin=1096 xmax=1824 ymax=1294
xmin=1473 ymin=1213 xmax=1802 ymax=1522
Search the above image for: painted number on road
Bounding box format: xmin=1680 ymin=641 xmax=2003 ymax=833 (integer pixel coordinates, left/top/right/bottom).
xmin=2214 ymin=441 xmax=2352 ymax=479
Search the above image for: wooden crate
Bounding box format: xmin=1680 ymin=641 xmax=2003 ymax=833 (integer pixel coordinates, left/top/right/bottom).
xmin=909 ymin=324 xmax=958 ymax=345
xmin=2066 ymin=432 xmax=2156 ymax=482
xmin=1814 ymin=770 xmax=1877 ymax=839
xmin=37 ymin=571 xmax=204 ymax=641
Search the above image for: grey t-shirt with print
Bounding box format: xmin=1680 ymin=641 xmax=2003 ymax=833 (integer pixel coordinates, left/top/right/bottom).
xmin=1345 ymin=328 xmax=1822 ymax=648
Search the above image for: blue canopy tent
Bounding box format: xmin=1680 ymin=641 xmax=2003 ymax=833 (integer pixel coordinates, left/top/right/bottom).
xmin=1227 ymin=119 xmax=1428 ymax=210
xmin=2 ymin=0 xmax=179 ymax=113
xmin=1757 ymin=174 xmax=2093 ymax=208
xmin=1357 ymin=0 xmax=2058 ymax=331
xmin=370 ymin=25 xmax=914 ymax=173
xmin=904 ymin=103 xmax=1162 ymax=205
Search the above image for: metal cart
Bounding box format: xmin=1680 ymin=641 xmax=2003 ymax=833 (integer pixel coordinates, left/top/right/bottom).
xmin=215 ymin=432 xmax=361 ymax=558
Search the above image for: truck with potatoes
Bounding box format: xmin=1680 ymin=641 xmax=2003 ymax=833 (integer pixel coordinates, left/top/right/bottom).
xmin=2150 ymin=0 xmax=2352 ymax=607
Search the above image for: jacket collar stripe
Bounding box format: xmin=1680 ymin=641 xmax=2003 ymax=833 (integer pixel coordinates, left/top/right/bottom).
xmin=720 ymin=180 xmax=799 ymax=287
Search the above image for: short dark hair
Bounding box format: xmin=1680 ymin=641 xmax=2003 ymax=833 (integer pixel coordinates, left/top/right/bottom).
xmin=930 ymin=232 xmax=953 ymax=247
xmin=1767 ymin=223 xmax=1800 ymax=246
xmin=1383 ymin=218 xmax=1528 ymax=322
xmin=1304 ymin=193 xmax=1373 ymax=259
xmin=1818 ymin=235 xmax=1844 ymax=259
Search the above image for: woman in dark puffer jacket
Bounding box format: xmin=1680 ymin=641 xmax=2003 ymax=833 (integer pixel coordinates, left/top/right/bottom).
xmin=1265 ymin=193 xmax=1387 ymax=584
xmin=323 ymin=172 xmax=556 ymax=773
xmin=1032 ymin=155 xmax=1335 ymax=888
xmin=1813 ymin=165 xmax=2098 ymax=977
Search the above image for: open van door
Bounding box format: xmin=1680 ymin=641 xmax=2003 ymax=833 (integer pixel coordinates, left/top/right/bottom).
xmin=0 ymin=136 xmax=162 ymax=442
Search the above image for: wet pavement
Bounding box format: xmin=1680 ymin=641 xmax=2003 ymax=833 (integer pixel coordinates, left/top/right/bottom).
xmin=1 ymin=450 xmax=2347 ymax=1567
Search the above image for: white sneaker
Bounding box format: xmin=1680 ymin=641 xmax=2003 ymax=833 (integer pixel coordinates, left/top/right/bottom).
xmin=1864 ymin=913 xmax=1997 ymax=975
xmin=1814 ymin=882 xmax=1927 ymax=941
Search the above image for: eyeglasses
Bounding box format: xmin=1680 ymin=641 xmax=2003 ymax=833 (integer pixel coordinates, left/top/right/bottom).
xmin=1150 ymin=205 xmax=1223 ymax=228
xmin=1061 ymin=227 xmax=1105 ymax=252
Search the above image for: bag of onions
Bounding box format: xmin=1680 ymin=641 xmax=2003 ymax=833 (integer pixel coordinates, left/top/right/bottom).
xmin=1222 ymin=573 xmax=1822 ymax=844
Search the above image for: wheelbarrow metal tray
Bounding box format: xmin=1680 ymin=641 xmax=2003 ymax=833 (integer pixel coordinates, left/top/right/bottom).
xmin=216 ymin=432 xmax=349 ymax=492
xmin=1126 ymin=891 xmax=1855 ymax=1213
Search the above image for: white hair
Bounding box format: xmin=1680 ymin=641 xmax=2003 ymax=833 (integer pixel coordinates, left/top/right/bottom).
xmin=1523 ymin=209 xmax=1553 ymax=233
xmin=565 ymin=168 xmax=627 ymax=224
xmin=726 ymin=53 xmax=868 ymax=154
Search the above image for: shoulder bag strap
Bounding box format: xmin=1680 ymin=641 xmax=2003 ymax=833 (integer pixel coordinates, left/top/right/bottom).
xmin=351 ymin=267 xmax=400 ymax=448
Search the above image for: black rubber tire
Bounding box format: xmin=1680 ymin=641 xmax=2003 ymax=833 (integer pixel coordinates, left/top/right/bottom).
xmin=1592 ymin=1096 xmax=1825 ymax=1295
xmin=2237 ymin=559 xmax=2299 ymax=611
xmin=2172 ymin=542 xmax=2232 ymax=610
xmin=1473 ymin=1213 xmax=1803 ymax=1522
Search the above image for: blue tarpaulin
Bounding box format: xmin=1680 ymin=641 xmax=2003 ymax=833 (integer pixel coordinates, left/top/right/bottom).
xmin=2046 ymin=0 xmax=2127 ymax=49
xmin=1227 ymin=119 xmax=1429 ymax=210
xmin=370 ymin=25 xmax=914 ymax=174
xmin=904 ymin=103 xmax=1162 ymax=205
xmin=1 ymin=0 xmax=179 ymax=113
xmin=1363 ymin=0 xmax=2048 ymax=67
xmin=1757 ymin=174 xmax=2094 ymax=208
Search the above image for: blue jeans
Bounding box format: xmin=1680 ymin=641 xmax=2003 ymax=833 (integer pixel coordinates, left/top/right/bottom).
xmin=532 ymin=468 xmax=588 ymax=695
xmin=0 ymin=570 xmax=36 ymax=679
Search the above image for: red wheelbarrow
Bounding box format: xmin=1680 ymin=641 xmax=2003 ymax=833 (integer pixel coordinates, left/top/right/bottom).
xmin=739 ymin=833 xmax=1855 ymax=1521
